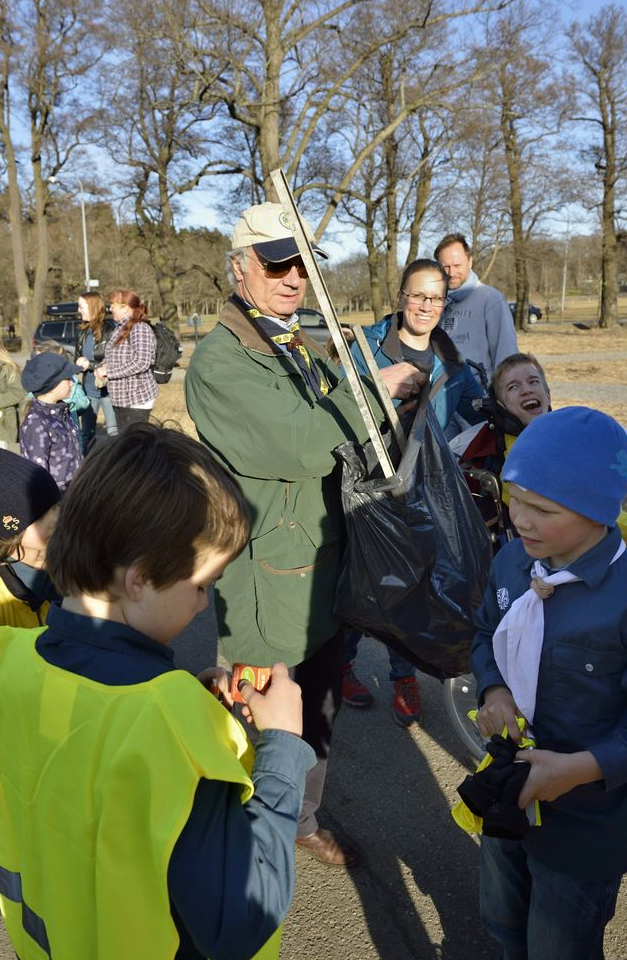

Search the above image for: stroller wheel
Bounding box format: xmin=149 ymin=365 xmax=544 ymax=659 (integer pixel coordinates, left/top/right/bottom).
xmin=443 ymin=673 xmax=485 ymax=760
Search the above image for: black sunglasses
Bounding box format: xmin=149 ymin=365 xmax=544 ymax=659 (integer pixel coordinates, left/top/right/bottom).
xmin=253 ymin=254 xmax=308 ymax=279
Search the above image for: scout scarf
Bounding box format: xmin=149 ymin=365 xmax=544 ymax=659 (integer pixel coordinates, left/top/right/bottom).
xmin=246 ymin=306 xmax=328 ymax=399
xmin=492 ymin=540 xmax=626 ymax=728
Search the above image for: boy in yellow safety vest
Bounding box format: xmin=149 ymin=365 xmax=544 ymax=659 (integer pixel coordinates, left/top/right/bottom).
xmin=0 ymin=423 xmax=315 ymax=960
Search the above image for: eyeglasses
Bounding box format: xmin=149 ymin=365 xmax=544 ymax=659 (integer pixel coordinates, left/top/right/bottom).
xmin=401 ymin=290 xmax=446 ymax=307
xmin=250 ymin=253 xmax=308 ymax=279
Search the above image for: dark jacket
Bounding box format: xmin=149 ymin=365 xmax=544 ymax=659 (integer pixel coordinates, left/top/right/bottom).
xmin=75 ymin=320 xmax=116 ymax=399
xmin=350 ymin=314 xmax=485 ymax=431
xmin=19 ymin=399 xmax=82 ymax=493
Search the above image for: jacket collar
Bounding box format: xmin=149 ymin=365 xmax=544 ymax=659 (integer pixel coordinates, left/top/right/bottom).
xmin=218 ymin=295 xmax=326 ymax=359
xmin=380 ymin=313 xmax=464 ymax=369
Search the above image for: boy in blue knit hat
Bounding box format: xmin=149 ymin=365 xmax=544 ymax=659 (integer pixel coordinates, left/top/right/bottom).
xmin=470 ymin=406 xmax=627 ymax=960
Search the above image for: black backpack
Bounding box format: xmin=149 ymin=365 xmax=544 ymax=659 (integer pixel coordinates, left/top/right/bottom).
xmin=150 ymin=321 xmax=181 ymax=384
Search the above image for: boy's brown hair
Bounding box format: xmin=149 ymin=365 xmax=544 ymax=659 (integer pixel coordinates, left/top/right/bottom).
xmin=491 ymin=352 xmax=549 ymax=402
xmin=46 ymin=423 xmax=250 ymax=596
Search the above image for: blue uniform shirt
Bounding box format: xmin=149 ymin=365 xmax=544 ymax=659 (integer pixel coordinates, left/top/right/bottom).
xmin=471 ymin=526 xmax=627 ymax=881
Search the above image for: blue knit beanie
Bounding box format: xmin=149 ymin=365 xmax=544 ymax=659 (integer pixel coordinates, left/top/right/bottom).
xmin=502 ymin=406 xmax=627 ymax=526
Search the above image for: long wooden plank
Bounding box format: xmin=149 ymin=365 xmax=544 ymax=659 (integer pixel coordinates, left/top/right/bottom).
xmin=270 ymin=167 xmax=400 ymax=476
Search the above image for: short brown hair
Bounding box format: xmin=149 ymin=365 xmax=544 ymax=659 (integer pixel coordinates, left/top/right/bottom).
xmin=491 ymin=352 xmax=549 ymax=401
xmin=433 ymin=233 xmax=471 ymax=260
xmin=46 ymin=423 xmax=250 ymax=596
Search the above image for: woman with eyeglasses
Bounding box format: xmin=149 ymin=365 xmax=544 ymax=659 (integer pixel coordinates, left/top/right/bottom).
xmin=341 ymin=258 xmax=486 ymax=726
xmin=350 ymin=258 xmax=485 ymax=434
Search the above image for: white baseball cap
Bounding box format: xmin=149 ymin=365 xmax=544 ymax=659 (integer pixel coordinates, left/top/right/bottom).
xmin=231 ymin=202 xmax=329 ymax=262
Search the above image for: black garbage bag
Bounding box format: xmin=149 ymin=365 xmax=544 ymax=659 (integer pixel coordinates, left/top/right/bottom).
xmin=333 ymin=399 xmax=492 ymax=680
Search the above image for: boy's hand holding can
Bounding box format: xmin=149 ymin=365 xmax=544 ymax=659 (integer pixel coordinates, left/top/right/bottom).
xmin=238 ymin=662 xmax=304 ymax=737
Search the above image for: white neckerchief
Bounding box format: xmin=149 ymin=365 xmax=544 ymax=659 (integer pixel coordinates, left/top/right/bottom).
xmin=492 ymin=540 xmax=625 ymax=728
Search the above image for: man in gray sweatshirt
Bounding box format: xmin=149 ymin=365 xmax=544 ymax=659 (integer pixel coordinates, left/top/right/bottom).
xmin=435 ymin=233 xmax=517 ymax=385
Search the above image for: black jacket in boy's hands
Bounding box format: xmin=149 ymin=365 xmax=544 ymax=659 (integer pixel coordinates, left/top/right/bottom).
xmin=457 ymin=733 xmax=532 ymax=840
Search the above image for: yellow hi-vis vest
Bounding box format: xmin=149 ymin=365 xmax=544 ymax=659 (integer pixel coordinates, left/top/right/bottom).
xmin=0 ymin=625 xmax=282 ymax=960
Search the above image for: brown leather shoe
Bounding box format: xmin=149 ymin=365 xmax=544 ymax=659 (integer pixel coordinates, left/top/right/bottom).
xmin=296 ymin=828 xmax=358 ymax=866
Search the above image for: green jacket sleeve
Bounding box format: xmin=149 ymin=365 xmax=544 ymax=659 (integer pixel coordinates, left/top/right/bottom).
xmin=0 ymin=369 xmax=26 ymax=411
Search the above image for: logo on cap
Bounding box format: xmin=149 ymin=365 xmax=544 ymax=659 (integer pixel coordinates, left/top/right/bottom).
xmin=2 ymin=515 xmax=20 ymax=532
xmin=610 ymin=449 xmax=627 ymax=479
xmin=279 ymin=211 xmax=295 ymax=232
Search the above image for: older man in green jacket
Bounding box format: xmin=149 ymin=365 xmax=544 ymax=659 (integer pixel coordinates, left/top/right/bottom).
xmin=186 ymin=202 xmax=423 ymax=864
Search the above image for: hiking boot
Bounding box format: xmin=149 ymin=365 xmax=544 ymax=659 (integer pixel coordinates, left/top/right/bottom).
xmin=392 ymin=676 xmax=422 ymax=726
xmin=341 ymin=663 xmax=374 ymax=707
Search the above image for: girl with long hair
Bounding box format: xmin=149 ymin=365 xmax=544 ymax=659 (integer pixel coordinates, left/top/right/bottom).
xmin=75 ymin=291 xmax=118 ymax=450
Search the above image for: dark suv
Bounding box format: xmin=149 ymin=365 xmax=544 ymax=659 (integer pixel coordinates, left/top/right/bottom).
xmin=33 ymin=303 xmax=82 ymax=356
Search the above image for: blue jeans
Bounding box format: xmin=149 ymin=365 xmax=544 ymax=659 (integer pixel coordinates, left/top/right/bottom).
xmin=480 ymin=836 xmax=621 ymax=960
xmin=340 ymin=627 xmax=415 ymax=681
xmin=80 ymin=396 xmax=118 ymax=452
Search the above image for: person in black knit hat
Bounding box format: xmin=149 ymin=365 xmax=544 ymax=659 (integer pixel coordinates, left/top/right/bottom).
xmin=0 ymin=448 xmax=61 ymax=627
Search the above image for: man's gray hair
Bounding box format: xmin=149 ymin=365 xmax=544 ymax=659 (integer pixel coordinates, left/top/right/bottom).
xmin=226 ymin=248 xmax=249 ymax=287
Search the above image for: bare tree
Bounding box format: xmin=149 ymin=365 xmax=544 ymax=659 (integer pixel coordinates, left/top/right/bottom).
xmin=98 ymin=0 xmax=231 ymax=325
xmin=455 ymin=4 xmax=574 ymax=329
xmin=569 ymin=4 xmax=627 ymax=328
xmin=0 ymin=0 xmax=104 ymax=340
xmin=178 ymin=0 xmax=515 ymax=228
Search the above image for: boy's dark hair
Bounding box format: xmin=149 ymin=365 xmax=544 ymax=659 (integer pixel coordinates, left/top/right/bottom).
xmin=46 ymin=423 xmax=250 ymax=596
xmin=491 ymin=352 xmax=549 ymax=401
xmin=433 ymin=233 xmax=471 ymax=260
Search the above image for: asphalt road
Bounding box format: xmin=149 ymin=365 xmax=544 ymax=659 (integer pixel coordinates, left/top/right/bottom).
xmin=2 ymin=609 xmax=625 ymax=959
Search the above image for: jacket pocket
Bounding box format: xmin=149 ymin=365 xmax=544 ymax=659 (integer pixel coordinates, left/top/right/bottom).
xmin=551 ymin=642 xmax=627 ymax=721
xmin=250 ymin=522 xmax=339 ymax=652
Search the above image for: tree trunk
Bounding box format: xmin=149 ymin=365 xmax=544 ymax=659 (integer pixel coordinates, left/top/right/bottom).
xmin=598 ymin=79 xmax=618 ymax=328
xmin=365 ymin=213 xmax=382 ymax=320
xmin=500 ymin=71 xmax=527 ymax=332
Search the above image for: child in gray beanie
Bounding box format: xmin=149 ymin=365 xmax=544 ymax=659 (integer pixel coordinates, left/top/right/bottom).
xmin=470 ymin=406 xmax=627 ymax=960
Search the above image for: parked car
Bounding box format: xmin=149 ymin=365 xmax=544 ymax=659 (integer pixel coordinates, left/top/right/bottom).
xmin=508 ymin=302 xmax=543 ymax=324
xmin=295 ymin=307 xmax=329 ymax=343
xmin=33 ymin=303 xmax=82 ymax=356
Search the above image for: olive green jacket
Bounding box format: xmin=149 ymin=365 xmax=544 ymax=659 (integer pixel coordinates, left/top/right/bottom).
xmin=0 ymin=365 xmax=25 ymax=445
xmin=185 ymin=297 xmax=384 ymax=667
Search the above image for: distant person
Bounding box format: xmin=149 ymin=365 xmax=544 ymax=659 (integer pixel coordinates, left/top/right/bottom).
xmin=0 ymin=424 xmax=314 ymax=960
xmin=75 ymin=291 xmax=118 ymax=450
xmin=32 ymin=340 xmax=91 ymax=432
xmin=0 ymin=343 xmax=25 ymax=451
xmin=95 ymin=289 xmax=157 ymax=431
xmin=20 ymin=352 xmax=83 ymax=493
xmin=435 ymin=233 xmax=517 ymax=384
xmin=7 ymin=321 xmax=15 ymax=338
xmin=471 ymin=407 xmax=627 ymax=960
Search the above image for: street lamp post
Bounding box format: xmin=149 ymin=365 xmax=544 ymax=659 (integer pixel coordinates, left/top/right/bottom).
xmin=78 ymin=180 xmax=91 ymax=290
xmin=49 ymin=176 xmax=94 ymax=289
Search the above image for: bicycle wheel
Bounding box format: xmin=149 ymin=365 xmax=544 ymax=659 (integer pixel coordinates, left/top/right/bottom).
xmin=443 ymin=673 xmax=485 ymax=760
